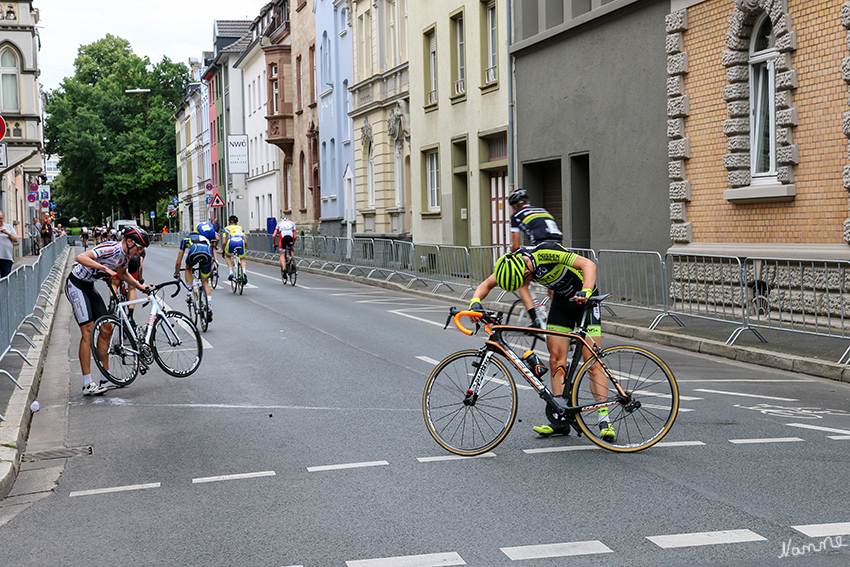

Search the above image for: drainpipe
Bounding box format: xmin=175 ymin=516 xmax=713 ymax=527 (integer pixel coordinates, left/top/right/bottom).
xmin=506 ymin=0 xmax=515 ymax=193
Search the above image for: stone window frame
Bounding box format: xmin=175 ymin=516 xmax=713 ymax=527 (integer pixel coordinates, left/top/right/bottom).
xmin=721 ymin=0 xmax=798 ymax=204
xmin=666 ymin=1 xmax=798 ymax=245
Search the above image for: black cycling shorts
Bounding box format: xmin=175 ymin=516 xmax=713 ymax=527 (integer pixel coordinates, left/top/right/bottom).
xmin=64 ymin=274 xmax=108 ymax=326
xmin=547 ymin=292 xmax=602 ymax=337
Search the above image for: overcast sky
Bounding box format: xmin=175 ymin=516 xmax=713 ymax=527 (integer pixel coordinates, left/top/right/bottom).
xmin=36 ymin=0 xmax=270 ymax=92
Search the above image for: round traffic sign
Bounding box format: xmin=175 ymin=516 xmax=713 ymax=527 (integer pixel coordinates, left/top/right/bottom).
xmin=206 ymin=183 xmax=213 ymax=190
xmin=0 ymin=116 xmax=6 ymax=141
xmin=26 ymin=193 xmax=37 ymax=203
xmin=41 ymin=200 xmax=49 ymax=208
xmin=29 ymin=183 xmax=38 ymax=193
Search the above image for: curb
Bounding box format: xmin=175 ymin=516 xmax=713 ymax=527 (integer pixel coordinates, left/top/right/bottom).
xmin=231 ymin=249 xmax=850 ymax=384
xmin=0 ymin=248 xmax=70 ymax=499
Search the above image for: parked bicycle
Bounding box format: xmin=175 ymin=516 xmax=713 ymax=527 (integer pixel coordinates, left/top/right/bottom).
xmin=90 ymin=276 xmax=203 ymax=386
xmin=423 ymin=295 xmax=679 ymax=455
xmin=181 ymin=267 xmax=211 ymax=332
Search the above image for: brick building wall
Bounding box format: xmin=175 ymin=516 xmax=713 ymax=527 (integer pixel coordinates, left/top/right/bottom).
xmin=677 ymin=0 xmax=847 ymax=250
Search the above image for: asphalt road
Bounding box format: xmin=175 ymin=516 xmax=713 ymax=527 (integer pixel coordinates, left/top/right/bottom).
xmin=2 ymin=245 xmax=850 ymax=567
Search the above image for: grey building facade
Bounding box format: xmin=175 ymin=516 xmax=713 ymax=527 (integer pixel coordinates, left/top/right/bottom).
xmin=511 ymin=0 xmax=671 ymax=255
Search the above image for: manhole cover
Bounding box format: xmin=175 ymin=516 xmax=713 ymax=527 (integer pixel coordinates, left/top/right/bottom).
xmin=21 ymin=446 xmax=93 ymax=462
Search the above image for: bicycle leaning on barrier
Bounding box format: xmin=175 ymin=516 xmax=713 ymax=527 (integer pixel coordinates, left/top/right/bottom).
xmin=90 ymin=274 xmax=203 ymax=386
xmin=422 ymin=295 xmax=679 ymax=455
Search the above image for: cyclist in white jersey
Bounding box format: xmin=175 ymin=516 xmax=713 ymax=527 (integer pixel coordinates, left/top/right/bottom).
xmin=272 ymin=217 xmax=297 ymax=274
xmin=64 ymin=226 xmax=150 ymax=396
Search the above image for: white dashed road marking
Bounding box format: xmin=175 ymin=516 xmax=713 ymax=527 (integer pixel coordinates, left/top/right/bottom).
xmin=786 ymin=423 xmax=850 ymax=436
xmin=417 ymin=453 xmax=496 ymax=462
xmin=70 ymin=482 xmax=161 ymax=498
xmin=694 ymin=388 xmax=798 ymax=401
xmin=500 ymin=540 xmax=613 ymax=560
xmin=792 ymin=522 xmax=850 ymax=537
xmin=192 ymin=471 xmax=276 ymax=484
xmin=728 ymin=437 xmax=804 ymax=444
xmin=646 ymin=529 xmax=767 ymax=549
xmin=346 ymin=552 xmax=466 ymax=567
xmin=307 ymin=460 xmax=390 ymax=472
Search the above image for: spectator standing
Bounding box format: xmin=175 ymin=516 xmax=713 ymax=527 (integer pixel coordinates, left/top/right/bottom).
xmin=0 ymin=211 xmax=19 ymax=278
xmin=40 ymin=217 xmax=53 ymax=247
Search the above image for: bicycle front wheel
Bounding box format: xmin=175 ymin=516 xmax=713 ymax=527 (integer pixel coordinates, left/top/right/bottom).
xmin=151 ymin=310 xmax=203 ymax=377
xmin=505 ymin=299 xmax=530 ymax=326
xmin=423 ymin=350 xmax=518 ymax=456
xmin=571 ymin=346 xmax=678 ymax=452
xmin=90 ymin=315 xmax=139 ymax=386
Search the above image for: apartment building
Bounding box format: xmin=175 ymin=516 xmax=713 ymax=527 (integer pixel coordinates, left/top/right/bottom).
xmin=316 ymin=0 xmax=357 ymax=238
xmin=348 ymin=0 xmax=411 ymax=238
xmin=203 ymin=19 xmax=251 ymax=229
xmin=171 ymin=65 xmax=210 ymax=232
xmin=0 ymin=2 xmax=44 ymax=244
xmin=235 ymin=7 xmax=283 ymax=232
xmin=409 ymin=0 xmax=508 ymax=247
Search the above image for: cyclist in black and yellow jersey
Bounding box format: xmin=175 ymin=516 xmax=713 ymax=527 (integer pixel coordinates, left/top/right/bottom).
xmin=467 ymin=241 xmax=615 ymax=440
xmin=508 ymin=189 xmax=562 ymax=252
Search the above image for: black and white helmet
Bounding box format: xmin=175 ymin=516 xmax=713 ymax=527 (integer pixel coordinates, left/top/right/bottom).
xmin=122 ymin=225 xmax=150 ymax=248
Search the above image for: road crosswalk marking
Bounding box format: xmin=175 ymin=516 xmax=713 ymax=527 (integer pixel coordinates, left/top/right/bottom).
xmin=500 ymin=540 xmax=613 ymax=560
xmin=647 ymin=529 xmax=767 ymax=548
xmin=786 ymin=423 xmax=850 ymax=435
xmin=346 ymin=552 xmax=465 ymax=566
xmin=792 ymin=522 xmax=850 ymax=537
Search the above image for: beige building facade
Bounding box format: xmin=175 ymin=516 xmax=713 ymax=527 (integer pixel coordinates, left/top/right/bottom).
xmin=347 ymin=0 xmax=412 ymax=238
xmin=0 ymin=2 xmax=43 ymax=247
xmin=409 ymin=0 xmax=508 ymax=247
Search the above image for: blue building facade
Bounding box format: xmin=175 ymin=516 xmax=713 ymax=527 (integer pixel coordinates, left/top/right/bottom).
xmin=316 ymin=0 xmax=356 ymax=238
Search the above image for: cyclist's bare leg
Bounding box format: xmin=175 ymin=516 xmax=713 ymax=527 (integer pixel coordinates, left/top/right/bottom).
xmin=184 ymin=265 xmax=194 ymax=288
xmin=581 ymin=336 xmax=608 ymax=401
xmin=546 ymin=334 xmax=570 ymax=396
xmin=93 ymin=320 xmax=113 ymax=373
xmin=224 ymin=253 xmax=233 ymax=271
xmin=279 ymin=247 xmax=287 ymax=271
xmin=79 ymin=322 xmax=94 ymax=376
xmin=240 ymin=254 xmax=247 ymax=272
xmin=201 ymin=276 xmax=211 ymax=296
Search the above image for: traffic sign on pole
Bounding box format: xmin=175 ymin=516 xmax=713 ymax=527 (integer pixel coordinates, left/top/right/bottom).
xmin=41 ymin=200 xmax=49 ymax=208
xmin=209 ymin=193 xmax=225 ymax=208
xmin=26 ymin=193 xmax=37 ymax=203
xmin=0 ymin=116 xmax=6 ymax=141
xmin=29 ymin=183 xmax=38 ymax=194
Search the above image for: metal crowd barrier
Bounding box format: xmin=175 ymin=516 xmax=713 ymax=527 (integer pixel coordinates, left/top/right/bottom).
xmin=744 ymin=257 xmax=850 ymax=363
xmin=597 ymin=250 xmax=678 ymax=327
xmin=0 ymin=236 xmax=69 ymax=420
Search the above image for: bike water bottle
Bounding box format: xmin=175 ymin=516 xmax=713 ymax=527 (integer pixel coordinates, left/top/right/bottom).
xmin=523 ymin=350 xmax=548 ymax=379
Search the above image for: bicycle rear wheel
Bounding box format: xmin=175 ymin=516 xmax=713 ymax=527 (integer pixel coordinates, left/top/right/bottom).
xmin=288 ymin=262 xmax=297 ymax=286
xmin=90 ymin=315 xmax=139 ymax=386
xmin=151 ymin=310 xmax=203 ymax=377
xmin=423 ymin=350 xmax=518 ymax=456
xmin=280 ymin=264 xmax=287 ymax=285
xmin=199 ymin=291 xmax=209 ymax=332
xmin=571 ymin=346 xmax=678 ymax=452
xmin=210 ymin=264 xmax=219 ymax=289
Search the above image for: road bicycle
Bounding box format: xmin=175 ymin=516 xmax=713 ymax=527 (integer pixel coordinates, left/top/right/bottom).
xmin=280 ymin=246 xmax=297 ymax=286
xmin=90 ymin=276 xmax=203 ymax=386
xmin=422 ymin=294 xmax=679 ymax=455
xmin=209 ymin=261 xmax=219 ymax=290
xmin=228 ymin=254 xmax=246 ymax=295
xmin=181 ymin=267 xmax=211 ymax=332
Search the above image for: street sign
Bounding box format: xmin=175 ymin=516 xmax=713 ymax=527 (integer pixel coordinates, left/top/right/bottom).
xmin=28 ymin=183 xmax=38 ymax=193
xmin=0 ymin=116 xmax=6 ymax=141
xmin=150 ymin=211 xmax=156 ymax=218
xmin=171 ymin=197 xmax=179 ymax=206
xmin=206 ymin=196 xmax=211 ymax=205
xmin=49 ymin=201 xmax=56 ymax=210
xmin=41 ymin=200 xmax=49 ymax=208
xmin=0 ymin=144 xmax=6 ymax=168
xmin=26 ymin=193 xmax=37 ymax=203
xmin=206 ymin=183 xmax=213 ymax=191
xmin=209 ymin=193 xmax=225 ymax=208
xmin=40 ymin=190 xmax=49 ymax=200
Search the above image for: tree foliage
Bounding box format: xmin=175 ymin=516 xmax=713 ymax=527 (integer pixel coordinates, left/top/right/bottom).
xmin=45 ymin=35 xmax=189 ymax=225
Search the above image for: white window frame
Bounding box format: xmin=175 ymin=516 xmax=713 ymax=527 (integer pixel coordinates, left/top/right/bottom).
xmin=749 ymin=13 xmax=778 ymax=182
xmin=388 ymin=0 xmax=397 ymax=68
xmin=272 ymin=79 xmax=279 ymax=114
xmin=427 ymin=150 xmax=440 ymax=212
xmin=485 ymin=3 xmax=498 ymax=84
xmin=427 ymin=32 xmax=437 ymax=105
xmin=367 ymin=141 xmax=376 ymax=207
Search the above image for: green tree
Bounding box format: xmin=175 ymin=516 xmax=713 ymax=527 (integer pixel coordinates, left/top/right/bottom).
xmin=45 ymin=35 xmax=189 ymax=226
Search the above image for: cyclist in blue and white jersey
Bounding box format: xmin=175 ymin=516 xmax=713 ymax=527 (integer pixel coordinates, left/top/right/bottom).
xmin=64 ymin=226 xmax=150 ymax=396
xmin=272 ymin=216 xmax=297 ymax=274
xmin=196 ymin=220 xmax=219 ymax=263
xmin=174 ymin=230 xmax=215 ymax=322
xmin=508 ymin=189 xmax=563 ymax=252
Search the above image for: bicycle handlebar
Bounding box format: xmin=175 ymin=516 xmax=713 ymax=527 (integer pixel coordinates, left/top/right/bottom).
xmin=445 ymin=307 xmax=500 ymax=336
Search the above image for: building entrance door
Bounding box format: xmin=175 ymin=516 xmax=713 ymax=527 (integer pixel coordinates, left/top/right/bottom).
xmin=489 ymin=170 xmax=508 ymax=248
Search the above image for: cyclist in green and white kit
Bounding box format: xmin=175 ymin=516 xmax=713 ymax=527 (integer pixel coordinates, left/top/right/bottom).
xmin=468 ymin=241 xmax=615 ymax=440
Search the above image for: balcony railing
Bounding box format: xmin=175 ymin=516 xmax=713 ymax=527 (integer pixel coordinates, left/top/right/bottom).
xmin=485 ymin=66 xmax=498 ymax=85
xmin=454 ymin=78 xmax=465 ymax=95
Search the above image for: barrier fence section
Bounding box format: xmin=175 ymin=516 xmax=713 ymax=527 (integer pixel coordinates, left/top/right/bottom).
xmin=665 ymin=253 xmax=765 ymax=346
xmin=597 ymin=249 xmax=675 ymax=328
xmin=0 ymin=236 xmax=69 ymax=418
xmin=744 ymin=257 xmax=850 ymax=363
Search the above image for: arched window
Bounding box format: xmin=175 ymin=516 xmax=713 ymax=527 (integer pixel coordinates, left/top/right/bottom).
xmin=0 ymin=48 xmax=19 ymax=112
xmin=300 ymin=152 xmax=307 ymax=210
xmin=367 ymin=141 xmax=375 ymax=207
xmin=750 ymin=13 xmax=777 ymax=180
